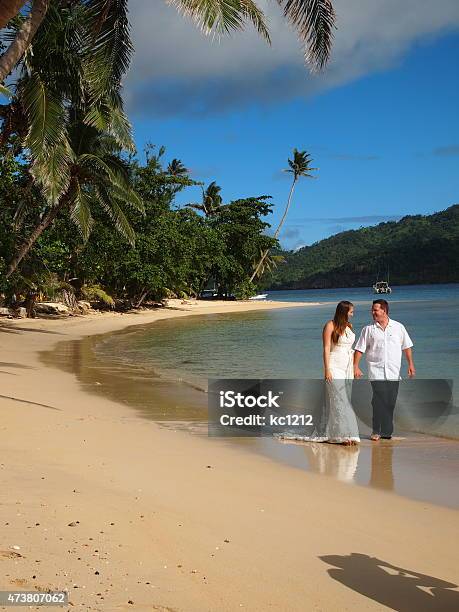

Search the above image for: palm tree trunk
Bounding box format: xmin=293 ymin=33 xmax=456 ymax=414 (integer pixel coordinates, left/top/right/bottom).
xmin=250 ymin=177 xmax=297 ymax=282
xmin=274 ymin=176 xmax=296 ymax=240
xmin=6 ymin=183 xmax=74 ymax=278
xmin=0 ymin=0 xmax=27 ymax=30
xmin=0 ymin=0 xmax=49 ymax=82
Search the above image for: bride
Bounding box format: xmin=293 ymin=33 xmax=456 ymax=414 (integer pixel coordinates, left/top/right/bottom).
xmin=275 ymin=300 xmax=360 ymax=445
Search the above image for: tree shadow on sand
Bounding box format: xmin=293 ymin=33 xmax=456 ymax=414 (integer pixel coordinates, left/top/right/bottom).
xmin=320 ymin=553 xmax=459 ymax=611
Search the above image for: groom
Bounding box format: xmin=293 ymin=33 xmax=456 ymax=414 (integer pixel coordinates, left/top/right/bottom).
xmin=353 ymin=299 xmax=415 ymax=441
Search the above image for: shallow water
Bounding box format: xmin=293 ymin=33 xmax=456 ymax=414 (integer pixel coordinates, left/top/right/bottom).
xmin=42 ymin=283 xmax=459 ymax=509
xmin=95 ymin=284 xmax=459 ymax=410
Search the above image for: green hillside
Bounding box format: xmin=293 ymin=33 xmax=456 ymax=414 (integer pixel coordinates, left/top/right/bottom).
xmin=265 ymin=205 xmax=459 ymax=290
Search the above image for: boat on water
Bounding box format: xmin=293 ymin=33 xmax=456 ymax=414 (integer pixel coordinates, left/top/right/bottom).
xmin=249 ymin=294 xmax=268 ymax=300
xmin=373 ymin=281 xmax=392 ymax=294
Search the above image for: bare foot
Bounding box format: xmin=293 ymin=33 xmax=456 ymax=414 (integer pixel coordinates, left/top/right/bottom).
xmin=370 ymin=434 xmax=381 ymax=441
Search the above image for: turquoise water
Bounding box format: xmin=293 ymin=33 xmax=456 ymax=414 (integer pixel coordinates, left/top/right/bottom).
xmin=97 ymin=284 xmax=459 ymax=397
xmin=90 ymin=284 xmax=459 ymax=506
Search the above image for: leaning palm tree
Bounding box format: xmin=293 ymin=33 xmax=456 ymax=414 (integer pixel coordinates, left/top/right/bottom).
xmin=6 ymin=123 xmax=144 ymax=277
xmin=3 ymin=1 xmax=141 ymax=278
xmin=0 ymin=0 xmax=336 ymax=83
xmin=250 ymin=148 xmax=316 ymax=282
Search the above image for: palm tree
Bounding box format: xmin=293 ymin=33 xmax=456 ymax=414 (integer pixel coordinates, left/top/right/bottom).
xmin=167 ymin=158 xmax=188 ymax=177
xmin=250 ymin=148 xmax=316 ymax=282
xmin=251 ymin=251 xmax=285 ymax=278
xmin=0 ymin=0 xmax=336 ymax=82
xmin=187 ymin=181 xmax=223 ymax=217
xmin=6 ymin=123 xmax=143 ymax=277
xmin=4 ymin=1 xmax=141 ymax=278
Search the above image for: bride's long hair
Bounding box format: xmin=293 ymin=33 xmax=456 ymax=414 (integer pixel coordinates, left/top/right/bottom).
xmin=331 ymin=301 xmax=354 ymax=344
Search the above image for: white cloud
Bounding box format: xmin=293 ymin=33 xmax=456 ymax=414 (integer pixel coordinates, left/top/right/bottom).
xmin=124 ymin=0 xmax=459 ymax=115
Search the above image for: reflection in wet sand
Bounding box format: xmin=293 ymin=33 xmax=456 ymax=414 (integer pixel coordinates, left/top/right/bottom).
xmin=41 ymin=329 xmax=459 ymax=509
xmin=370 ymin=444 xmax=394 ymax=491
xmin=302 ymin=443 xmax=360 ymax=483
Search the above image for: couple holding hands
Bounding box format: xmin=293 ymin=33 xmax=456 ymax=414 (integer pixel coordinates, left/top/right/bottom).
xmin=322 ymin=298 xmax=415 ymax=444
xmin=278 ymin=299 xmax=415 ymax=446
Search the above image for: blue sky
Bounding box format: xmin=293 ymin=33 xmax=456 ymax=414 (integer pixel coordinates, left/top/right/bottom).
xmin=126 ymin=3 xmax=459 ymax=249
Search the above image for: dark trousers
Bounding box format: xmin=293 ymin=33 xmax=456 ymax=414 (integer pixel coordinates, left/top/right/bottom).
xmin=370 ymin=381 xmax=400 ymax=437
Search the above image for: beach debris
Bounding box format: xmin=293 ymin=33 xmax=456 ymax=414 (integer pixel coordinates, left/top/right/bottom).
xmin=94 ymin=571 xmax=100 ymax=575
xmin=67 ymin=521 xmax=79 ymax=527
xmin=128 ymin=600 xmax=134 ymax=605
xmin=206 ymin=465 xmax=213 ymax=468
xmin=224 ymin=539 xmax=230 ymax=543
xmin=1 ymin=550 xmax=22 ymax=559
xmin=11 ymin=545 xmax=21 ymax=550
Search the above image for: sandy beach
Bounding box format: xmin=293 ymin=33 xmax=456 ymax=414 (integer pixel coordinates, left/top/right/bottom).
xmin=1 ymin=299 xmax=458 ymax=611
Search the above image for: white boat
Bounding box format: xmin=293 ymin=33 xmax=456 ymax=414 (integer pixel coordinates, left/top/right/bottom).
xmin=249 ymin=293 xmax=268 ymax=300
xmin=373 ymin=281 xmax=392 ymax=294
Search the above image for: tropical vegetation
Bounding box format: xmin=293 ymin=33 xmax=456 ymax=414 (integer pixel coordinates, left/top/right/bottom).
xmin=0 ymin=0 xmax=337 ymax=314
xmin=264 ymin=205 xmax=459 ymax=290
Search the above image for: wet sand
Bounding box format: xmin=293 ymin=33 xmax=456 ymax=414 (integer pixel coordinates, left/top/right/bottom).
xmin=1 ymin=300 xmax=458 ymax=611
xmin=42 ymin=314 xmax=459 ymax=509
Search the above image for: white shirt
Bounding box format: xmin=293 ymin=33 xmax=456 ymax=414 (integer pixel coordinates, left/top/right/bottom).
xmin=354 ymin=318 xmax=413 ymax=380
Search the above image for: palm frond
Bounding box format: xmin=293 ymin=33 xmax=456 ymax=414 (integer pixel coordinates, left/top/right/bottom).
xmin=277 ymin=0 xmax=336 ymax=70
xmin=95 ymin=184 xmax=136 ymax=245
xmin=106 ymin=180 xmax=144 ymax=213
xmin=0 ymin=84 xmax=12 ymax=97
xmin=31 ymin=140 xmax=73 ymax=204
xmin=105 ymin=98 xmax=134 ymax=151
xmin=285 ymin=148 xmax=317 ymax=179
xmin=22 ymin=73 xmax=66 ymax=154
xmin=167 ymin=158 xmax=188 ymax=176
xmin=69 ymin=182 xmax=95 ymax=240
xmin=83 ymin=92 xmax=134 ymax=151
xmin=83 ymin=0 xmax=133 ymax=101
xmin=79 ymin=152 xmax=129 ymax=188
xmin=168 ymin=0 xmax=270 ymax=42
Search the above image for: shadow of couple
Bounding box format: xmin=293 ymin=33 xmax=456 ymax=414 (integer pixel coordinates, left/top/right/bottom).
xmin=320 ymin=552 xmax=459 ymax=611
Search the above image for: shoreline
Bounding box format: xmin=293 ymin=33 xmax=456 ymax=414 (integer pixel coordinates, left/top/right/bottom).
xmin=1 ymin=300 xmax=459 ymax=610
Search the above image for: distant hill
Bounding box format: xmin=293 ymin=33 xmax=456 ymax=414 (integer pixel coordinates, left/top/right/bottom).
xmin=265 ymin=205 xmax=459 ymax=290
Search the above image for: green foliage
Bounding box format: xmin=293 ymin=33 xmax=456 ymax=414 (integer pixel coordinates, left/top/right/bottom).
xmin=81 ymin=284 xmax=115 ymax=307
xmin=267 ymin=205 xmax=459 ymax=289
xmin=233 ymin=279 xmax=257 ymax=299
xmin=0 ymin=143 xmax=278 ymax=308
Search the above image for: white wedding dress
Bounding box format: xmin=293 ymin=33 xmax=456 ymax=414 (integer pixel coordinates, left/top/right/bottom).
xmin=275 ymin=326 xmax=360 ymax=444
